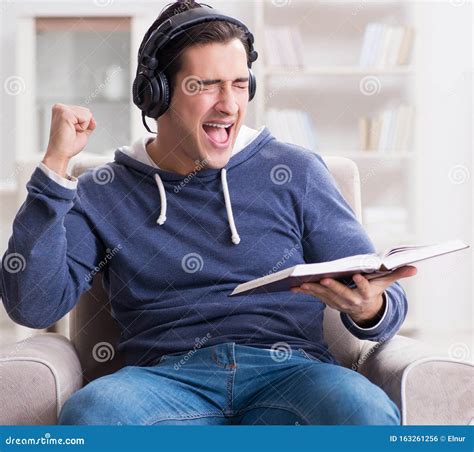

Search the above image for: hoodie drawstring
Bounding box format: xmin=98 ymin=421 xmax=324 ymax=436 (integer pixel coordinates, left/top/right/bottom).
xmin=154 ymin=174 xmax=167 ymax=225
xmin=153 ymin=169 xmax=241 ymax=245
xmin=221 ymin=168 xmax=241 ymax=245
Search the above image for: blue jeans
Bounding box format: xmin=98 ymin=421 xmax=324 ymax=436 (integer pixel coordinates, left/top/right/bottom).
xmin=58 ymin=343 xmax=400 ymax=425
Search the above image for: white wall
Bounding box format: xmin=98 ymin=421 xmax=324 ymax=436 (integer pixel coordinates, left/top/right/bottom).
xmin=413 ymin=1 xmax=472 ymax=342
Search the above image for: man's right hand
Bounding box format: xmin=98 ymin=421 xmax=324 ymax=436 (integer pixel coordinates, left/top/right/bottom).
xmin=42 ymin=103 xmax=96 ymax=177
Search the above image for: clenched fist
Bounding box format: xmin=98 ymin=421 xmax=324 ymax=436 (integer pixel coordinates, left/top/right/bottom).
xmin=42 ymin=104 xmax=96 ymax=177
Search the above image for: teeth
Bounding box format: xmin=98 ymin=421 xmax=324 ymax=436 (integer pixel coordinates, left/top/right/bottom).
xmin=203 ymin=123 xmax=233 ymax=128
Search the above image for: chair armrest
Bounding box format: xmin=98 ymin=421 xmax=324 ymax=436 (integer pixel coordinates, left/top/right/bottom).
xmin=357 ymin=335 xmax=474 ymax=425
xmin=0 ymin=333 xmax=83 ymax=425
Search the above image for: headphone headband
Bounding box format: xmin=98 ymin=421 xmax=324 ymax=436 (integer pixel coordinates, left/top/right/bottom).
xmin=140 ymin=7 xmax=258 ymax=71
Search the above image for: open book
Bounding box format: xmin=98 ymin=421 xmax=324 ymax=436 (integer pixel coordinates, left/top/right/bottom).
xmin=229 ymin=239 xmax=469 ymax=297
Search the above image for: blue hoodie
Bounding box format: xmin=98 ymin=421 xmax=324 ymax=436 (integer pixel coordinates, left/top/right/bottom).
xmin=1 ymin=126 xmax=408 ymax=366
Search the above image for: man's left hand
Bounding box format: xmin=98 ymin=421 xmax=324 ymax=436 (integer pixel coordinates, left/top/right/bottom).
xmin=290 ymin=265 xmax=417 ymax=327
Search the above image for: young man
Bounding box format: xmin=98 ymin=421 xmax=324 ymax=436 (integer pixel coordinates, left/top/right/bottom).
xmin=1 ymin=1 xmax=416 ymax=425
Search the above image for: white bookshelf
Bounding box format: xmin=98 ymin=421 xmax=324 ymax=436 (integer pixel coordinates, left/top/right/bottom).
xmin=253 ymin=0 xmax=419 ymax=333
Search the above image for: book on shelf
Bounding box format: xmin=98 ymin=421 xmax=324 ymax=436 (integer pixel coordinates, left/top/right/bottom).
xmin=229 ymin=240 xmax=469 ymax=297
xmin=265 ymin=108 xmax=318 ymax=151
xmin=359 ymin=23 xmax=415 ymax=68
xmin=359 ymin=104 xmax=414 ymax=152
xmin=264 ymin=26 xmax=305 ymax=68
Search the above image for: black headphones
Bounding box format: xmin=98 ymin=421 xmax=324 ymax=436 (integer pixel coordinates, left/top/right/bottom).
xmin=132 ymin=5 xmax=258 ymax=133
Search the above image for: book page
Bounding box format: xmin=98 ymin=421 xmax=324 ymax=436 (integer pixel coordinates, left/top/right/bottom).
xmin=382 ymin=243 xmax=434 ymax=257
xmin=293 ymin=253 xmax=381 ymax=277
xmin=382 ymin=240 xmax=468 ymax=270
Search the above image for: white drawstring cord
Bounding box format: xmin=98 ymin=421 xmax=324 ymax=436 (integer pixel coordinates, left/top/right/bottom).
xmin=154 ymin=169 xmax=240 ymax=245
xmin=221 ymin=168 xmax=241 ymax=245
xmin=154 ymin=173 xmax=167 ymax=225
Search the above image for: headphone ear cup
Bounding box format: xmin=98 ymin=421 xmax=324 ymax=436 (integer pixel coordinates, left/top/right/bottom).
xmin=132 ymin=71 xmax=170 ymax=119
xmin=248 ymin=68 xmax=257 ymax=102
xmin=132 ymin=73 xmax=155 ymax=115
xmin=149 ymin=72 xmax=171 ymax=119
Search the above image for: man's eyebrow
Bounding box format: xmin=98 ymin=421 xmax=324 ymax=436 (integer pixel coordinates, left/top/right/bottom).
xmin=201 ymin=77 xmax=249 ymax=86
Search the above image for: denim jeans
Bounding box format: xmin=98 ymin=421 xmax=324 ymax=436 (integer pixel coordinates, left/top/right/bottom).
xmin=58 ymin=342 xmax=400 ymax=425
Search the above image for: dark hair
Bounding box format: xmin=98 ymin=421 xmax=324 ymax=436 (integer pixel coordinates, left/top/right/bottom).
xmin=138 ymin=1 xmax=251 ymax=91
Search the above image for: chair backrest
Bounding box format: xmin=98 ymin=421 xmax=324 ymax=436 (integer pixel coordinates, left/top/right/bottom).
xmin=69 ymin=154 xmax=365 ymax=383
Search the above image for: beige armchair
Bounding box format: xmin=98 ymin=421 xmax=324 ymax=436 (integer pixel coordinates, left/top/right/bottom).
xmin=1 ymin=155 xmax=472 ymax=425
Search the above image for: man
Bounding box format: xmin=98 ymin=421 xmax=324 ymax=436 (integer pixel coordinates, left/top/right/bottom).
xmin=1 ymin=1 xmax=416 ymax=425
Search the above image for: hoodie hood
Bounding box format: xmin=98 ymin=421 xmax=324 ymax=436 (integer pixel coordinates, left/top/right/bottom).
xmin=114 ymin=125 xmax=273 ymax=245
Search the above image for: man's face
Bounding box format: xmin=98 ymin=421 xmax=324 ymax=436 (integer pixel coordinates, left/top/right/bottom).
xmin=160 ymin=39 xmax=250 ymax=171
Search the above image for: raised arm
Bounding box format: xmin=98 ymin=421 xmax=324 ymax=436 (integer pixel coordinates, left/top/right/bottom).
xmin=1 ymin=104 xmax=104 ymax=328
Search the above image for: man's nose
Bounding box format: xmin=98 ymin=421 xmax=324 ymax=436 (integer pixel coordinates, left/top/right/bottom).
xmin=215 ymin=87 xmax=239 ymax=116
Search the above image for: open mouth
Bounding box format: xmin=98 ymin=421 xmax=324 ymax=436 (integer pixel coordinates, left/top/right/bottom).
xmin=202 ymin=121 xmax=234 ymax=149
